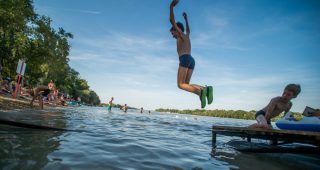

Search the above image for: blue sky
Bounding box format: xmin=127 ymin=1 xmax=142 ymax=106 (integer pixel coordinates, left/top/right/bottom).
xmin=33 ymin=0 xmax=320 ymax=111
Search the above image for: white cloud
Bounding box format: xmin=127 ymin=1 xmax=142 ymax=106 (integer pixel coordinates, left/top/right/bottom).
xmin=191 ymin=11 xmax=251 ymax=51
xmin=70 ymin=32 xmax=178 ymax=75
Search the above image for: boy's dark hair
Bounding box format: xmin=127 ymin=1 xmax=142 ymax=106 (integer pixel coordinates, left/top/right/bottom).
xmin=176 ymin=22 xmax=184 ymax=32
xmin=170 ymin=22 xmax=184 ymax=32
xmin=284 ymin=84 xmax=301 ymax=98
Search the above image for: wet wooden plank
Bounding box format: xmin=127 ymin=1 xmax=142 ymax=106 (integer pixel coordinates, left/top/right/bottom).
xmin=213 ymin=125 xmax=320 ymax=136
xmin=0 ymin=95 xmax=56 ymax=110
xmin=212 ymin=125 xmax=320 ymax=147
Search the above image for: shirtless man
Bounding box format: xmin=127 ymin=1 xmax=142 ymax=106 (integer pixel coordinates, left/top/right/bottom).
xmin=249 ymin=84 xmax=301 ymax=128
xmin=122 ymin=104 xmax=128 ymax=113
xmin=170 ymin=0 xmax=213 ymax=108
xmin=48 ymin=80 xmax=55 ymax=90
xmin=108 ymin=97 xmax=114 ymax=111
xmin=30 ymin=83 xmax=55 ymax=109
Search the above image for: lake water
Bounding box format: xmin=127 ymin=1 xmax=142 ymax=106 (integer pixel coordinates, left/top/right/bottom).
xmin=0 ymin=106 xmax=319 ymax=170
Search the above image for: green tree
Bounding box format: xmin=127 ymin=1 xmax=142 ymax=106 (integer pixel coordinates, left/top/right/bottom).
xmin=0 ymin=0 xmax=100 ymax=105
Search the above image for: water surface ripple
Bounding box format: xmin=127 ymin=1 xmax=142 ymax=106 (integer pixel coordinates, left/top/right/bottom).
xmin=0 ymin=107 xmax=319 ymax=170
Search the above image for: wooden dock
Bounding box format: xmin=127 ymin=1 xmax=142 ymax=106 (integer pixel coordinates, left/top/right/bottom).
xmin=212 ymin=125 xmax=320 ymax=152
xmin=0 ymin=95 xmax=56 ymax=110
xmin=0 ymin=95 xmax=32 ymax=110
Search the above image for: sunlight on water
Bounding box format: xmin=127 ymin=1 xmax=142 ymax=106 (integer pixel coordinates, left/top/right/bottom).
xmin=0 ymin=107 xmax=319 ymax=170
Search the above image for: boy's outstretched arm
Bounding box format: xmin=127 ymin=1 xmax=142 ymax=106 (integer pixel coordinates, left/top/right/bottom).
xmin=170 ymin=0 xmax=183 ymax=34
xmin=183 ymin=12 xmax=190 ymax=35
xmin=169 ymin=0 xmax=178 ymax=25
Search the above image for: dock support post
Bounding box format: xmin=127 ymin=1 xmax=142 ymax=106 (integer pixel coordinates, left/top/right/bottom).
xmin=247 ymin=136 xmax=251 ymax=143
xmin=212 ymin=131 xmax=217 ymax=149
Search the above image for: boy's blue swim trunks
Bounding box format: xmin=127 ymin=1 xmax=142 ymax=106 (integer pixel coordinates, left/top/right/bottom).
xmin=179 ymin=54 xmax=195 ymax=69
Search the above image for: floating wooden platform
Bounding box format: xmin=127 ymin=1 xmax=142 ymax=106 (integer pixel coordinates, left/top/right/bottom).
xmin=212 ymin=125 xmax=320 ymax=153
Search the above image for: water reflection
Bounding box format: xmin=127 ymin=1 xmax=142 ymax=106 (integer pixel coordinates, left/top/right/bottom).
xmin=0 ymin=110 xmax=66 ymax=169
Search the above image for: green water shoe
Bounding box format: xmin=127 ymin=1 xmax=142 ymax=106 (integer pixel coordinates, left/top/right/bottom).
xmin=200 ymin=88 xmax=207 ymax=108
xmin=206 ymin=86 xmax=213 ymax=105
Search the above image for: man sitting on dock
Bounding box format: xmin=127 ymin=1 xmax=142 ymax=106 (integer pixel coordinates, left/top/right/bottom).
xmin=249 ymin=84 xmax=301 ymax=129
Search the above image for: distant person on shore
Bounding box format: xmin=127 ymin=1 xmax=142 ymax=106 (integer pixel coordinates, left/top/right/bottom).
xmin=169 ymin=0 xmax=213 ymax=108
xmin=1 ymin=77 xmax=11 ymax=94
xmin=20 ymin=84 xmax=31 ymax=97
xmin=8 ymin=75 xmax=20 ymax=94
xmin=140 ymin=107 xmax=143 ymax=114
xmin=108 ymin=97 xmax=114 ymax=111
xmin=0 ymin=64 xmax=2 ymax=83
xmin=0 ymin=65 xmax=12 ymax=94
xmin=77 ymin=96 xmax=81 ymax=106
xmin=48 ymin=80 xmax=55 ymax=90
xmin=0 ymin=65 xmax=8 ymax=94
xmin=122 ymin=104 xmax=128 ymax=113
xmin=51 ymin=88 xmax=59 ymax=102
xmin=59 ymin=94 xmax=66 ymax=106
xmin=29 ymin=84 xmax=55 ymax=109
xmin=249 ymin=84 xmax=301 ymax=129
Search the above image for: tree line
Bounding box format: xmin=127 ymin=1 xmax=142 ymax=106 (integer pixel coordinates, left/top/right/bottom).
xmin=0 ymin=0 xmax=100 ymax=105
xmin=155 ymin=108 xmax=302 ymax=122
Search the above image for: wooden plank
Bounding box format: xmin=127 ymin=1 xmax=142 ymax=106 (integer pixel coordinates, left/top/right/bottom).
xmin=0 ymin=95 xmax=31 ymax=110
xmin=212 ymin=125 xmax=320 ymax=146
xmin=213 ymin=125 xmax=320 ymax=136
xmin=0 ymin=95 xmax=56 ymax=109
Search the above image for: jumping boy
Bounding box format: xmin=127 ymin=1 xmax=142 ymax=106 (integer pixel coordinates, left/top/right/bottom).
xmin=249 ymin=84 xmax=301 ymax=129
xmin=169 ymin=0 xmax=213 ymax=108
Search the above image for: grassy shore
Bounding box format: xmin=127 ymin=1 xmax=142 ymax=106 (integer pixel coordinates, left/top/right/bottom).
xmin=155 ymin=108 xmax=302 ymax=122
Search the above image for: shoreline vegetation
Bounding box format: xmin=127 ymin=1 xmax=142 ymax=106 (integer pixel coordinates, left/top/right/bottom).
xmin=100 ymin=103 xmax=138 ymax=110
xmin=155 ymin=108 xmax=302 ymax=122
xmin=0 ymin=0 xmax=100 ymax=106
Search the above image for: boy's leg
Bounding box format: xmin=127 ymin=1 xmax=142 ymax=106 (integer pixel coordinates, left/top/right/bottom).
xmin=256 ymin=115 xmax=270 ymax=128
xmin=177 ymin=66 xmax=201 ymax=95
xmin=248 ymin=123 xmax=260 ymax=128
xmin=185 ymin=68 xmax=205 ymax=91
xmin=249 ymin=123 xmax=269 ymax=128
xmin=39 ymin=96 xmax=44 ymax=109
xmin=30 ymin=93 xmax=36 ymax=106
xmin=30 ymin=97 xmax=35 ymax=106
xmin=185 ymin=67 xmax=213 ymax=105
xmin=178 ymin=66 xmax=206 ymax=108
